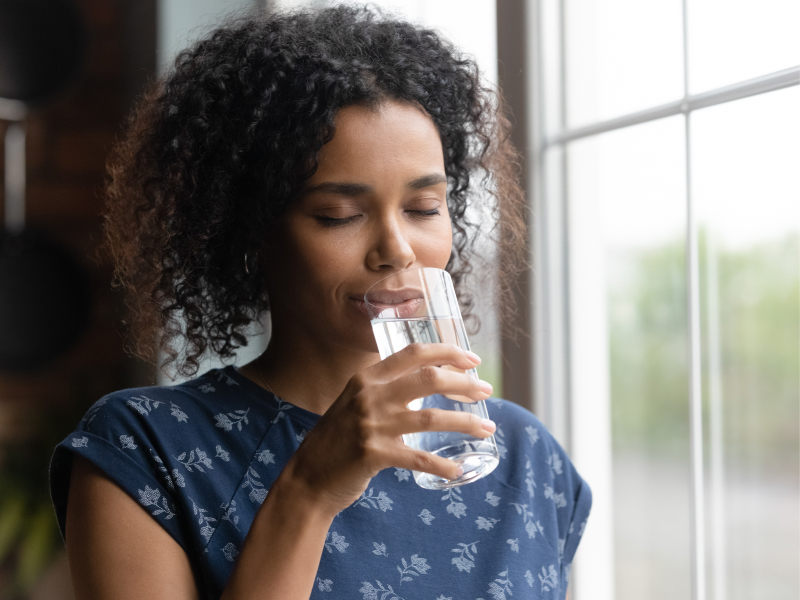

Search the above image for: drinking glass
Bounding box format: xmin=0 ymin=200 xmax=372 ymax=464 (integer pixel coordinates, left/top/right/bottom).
xmin=365 ymin=267 xmax=499 ymax=489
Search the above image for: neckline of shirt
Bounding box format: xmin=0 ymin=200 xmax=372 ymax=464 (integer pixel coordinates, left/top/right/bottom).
xmin=223 ymin=365 xmax=322 ymax=429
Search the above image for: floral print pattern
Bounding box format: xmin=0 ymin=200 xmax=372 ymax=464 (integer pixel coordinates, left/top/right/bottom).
xmin=221 ymin=542 xmax=239 ymax=562
xmin=174 ymin=448 xmax=214 ymax=473
xmin=451 ymin=541 xmax=478 ymax=572
xmin=126 ymin=395 xmax=162 ymax=416
xmin=393 ymin=468 xmax=410 ymax=482
xmin=241 ymin=466 xmax=267 ymax=504
xmin=396 ymin=554 xmax=430 ymax=586
xmin=372 ymin=542 xmax=388 ymax=556
xmin=539 ymin=565 xmax=559 ymax=592
xmin=418 ymin=509 xmax=435 ymax=525
xmin=215 ymin=445 xmax=230 ymax=461
xmin=191 ymin=497 xmax=217 ymax=543
xmin=120 ymin=435 xmax=137 ymax=449
xmin=487 ymin=568 xmax=513 ymax=600
xmin=359 ymin=580 xmax=404 ymax=600
xmin=138 ymin=486 xmax=175 ymax=520
xmin=214 ymin=408 xmax=250 ymax=432
xmin=52 ymin=365 xmax=591 ymax=600
xmin=510 ymin=503 xmax=545 ymax=539
xmin=324 ymin=531 xmax=349 ymax=554
xmin=476 ymin=516 xmax=500 ymax=531
xmin=257 ymin=449 xmax=275 ymax=466
xmin=150 ymin=449 xmax=185 ymax=490
xmin=441 ymin=487 xmax=467 ymax=518
xmin=170 ymin=402 xmax=189 ymax=423
xmin=356 ymin=488 xmax=394 ymax=512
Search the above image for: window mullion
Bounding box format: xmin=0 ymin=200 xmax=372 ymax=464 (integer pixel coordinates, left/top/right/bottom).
xmin=547 ymin=65 xmax=800 ymax=147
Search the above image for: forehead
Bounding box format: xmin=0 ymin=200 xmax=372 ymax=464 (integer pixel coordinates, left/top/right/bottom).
xmin=309 ymin=101 xmax=445 ymax=184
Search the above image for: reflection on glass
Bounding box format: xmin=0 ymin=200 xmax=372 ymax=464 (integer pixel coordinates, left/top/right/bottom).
xmin=693 ymin=87 xmax=800 ymax=600
xmin=564 ymin=0 xmax=683 ymax=128
xmin=569 ymin=116 xmax=689 ymax=600
xmin=688 ymin=0 xmax=800 ymax=93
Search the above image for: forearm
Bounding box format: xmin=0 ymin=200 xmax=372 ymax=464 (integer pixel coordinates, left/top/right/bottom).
xmin=220 ymin=462 xmax=336 ymax=600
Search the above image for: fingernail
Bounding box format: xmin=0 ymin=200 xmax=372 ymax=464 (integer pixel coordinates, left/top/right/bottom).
xmin=481 ymin=419 xmax=496 ymax=432
xmin=478 ymin=380 xmax=493 ymax=395
xmin=465 ymin=350 xmax=481 ymax=364
xmin=456 ymin=466 xmax=464 ymax=477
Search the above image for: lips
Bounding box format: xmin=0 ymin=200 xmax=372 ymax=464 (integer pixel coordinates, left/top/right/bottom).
xmin=349 ymin=297 xmax=372 ymax=318
xmin=362 ymin=287 xmax=425 ymax=320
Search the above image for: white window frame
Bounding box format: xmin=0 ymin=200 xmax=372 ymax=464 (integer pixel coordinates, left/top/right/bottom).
xmin=498 ymin=2 xmax=800 ymax=599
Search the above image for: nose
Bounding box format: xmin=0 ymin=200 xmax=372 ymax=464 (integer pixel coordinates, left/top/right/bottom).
xmin=366 ymin=214 xmax=416 ymax=272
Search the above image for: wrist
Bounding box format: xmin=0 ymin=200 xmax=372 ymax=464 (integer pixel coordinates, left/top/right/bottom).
xmin=271 ymin=458 xmax=342 ymax=521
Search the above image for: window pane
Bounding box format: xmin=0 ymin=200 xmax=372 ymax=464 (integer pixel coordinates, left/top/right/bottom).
xmin=693 ymin=87 xmax=800 ymax=599
xmin=564 ymin=0 xmax=683 ymax=129
xmin=540 ymin=0 xmax=563 ymax=139
xmin=568 ymin=116 xmax=690 ymax=600
xmin=688 ymin=0 xmax=800 ymax=94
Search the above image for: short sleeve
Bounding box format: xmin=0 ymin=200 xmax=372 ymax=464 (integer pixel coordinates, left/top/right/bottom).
xmin=489 ymin=399 xmax=592 ymax=596
xmin=560 ymin=463 xmax=592 ymax=582
xmin=536 ymin=424 xmax=592 ymax=591
xmin=49 ymin=392 xmax=190 ymax=552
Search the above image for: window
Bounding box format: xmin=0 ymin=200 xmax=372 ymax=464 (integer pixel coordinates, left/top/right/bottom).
xmin=529 ymin=1 xmax=800 ymax=599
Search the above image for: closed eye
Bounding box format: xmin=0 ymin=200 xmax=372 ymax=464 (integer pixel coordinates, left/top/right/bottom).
xmin=314 ymin=214 xmax=362 ymax=227
xmin=408 ymin=208 xmax=441 ymax=217
xmin=314 ymin=208 xmax=440 ymax=226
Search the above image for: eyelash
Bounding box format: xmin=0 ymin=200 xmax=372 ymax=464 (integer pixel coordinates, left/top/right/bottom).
xmin=315 ymin=208 xmax=441 ymax=227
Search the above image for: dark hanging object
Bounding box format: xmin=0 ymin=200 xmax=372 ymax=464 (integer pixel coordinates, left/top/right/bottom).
xmin=0 ymin=0 xmax=87 ymax=104
xmin=0 ymin=0 xmax=91 ymax=372
xmin=0 ymin=229 xmax=91 ymax=372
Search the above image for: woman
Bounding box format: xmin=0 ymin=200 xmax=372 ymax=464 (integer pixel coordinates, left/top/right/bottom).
xmin=50 ymin=6 xmax=591 ymax=599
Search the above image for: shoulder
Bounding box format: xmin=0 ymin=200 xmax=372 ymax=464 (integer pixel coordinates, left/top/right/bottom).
xmin=487 ymin=396 xmax=588 ymax=492
xmin=50 ymin=367 xmax=273 ymax=550
xmin=485 ymin=398 xmax=556 ymax=471
xmin=486 ymin=397 xmax=592 ymax=553
xmin=77 ymin=367 xmax=272 ymax=443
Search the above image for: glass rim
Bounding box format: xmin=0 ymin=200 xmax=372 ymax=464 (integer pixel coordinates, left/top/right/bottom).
xmin=363 ymin=267 xmax=455 ymax=321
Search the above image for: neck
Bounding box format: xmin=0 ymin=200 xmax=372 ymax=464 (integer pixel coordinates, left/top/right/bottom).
xmin=240 ymin=319 xmax=379 ymax=416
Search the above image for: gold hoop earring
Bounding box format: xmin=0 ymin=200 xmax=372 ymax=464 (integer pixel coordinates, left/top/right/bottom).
xmin=244 ymin=253 xmax=251 ymax=274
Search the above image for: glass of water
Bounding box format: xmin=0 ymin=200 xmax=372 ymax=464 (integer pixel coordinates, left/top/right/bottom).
xmin=364 ymin=267 xmax=499 ymax=489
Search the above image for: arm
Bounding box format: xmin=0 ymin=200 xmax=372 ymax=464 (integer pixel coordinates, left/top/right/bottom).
xmin=66 ymin=344 xmax=494 ymax=599
xmin=66 ymin=456 xmax=199 ymax=600
xmin=67 ymin=455 xmax=336 ymax=600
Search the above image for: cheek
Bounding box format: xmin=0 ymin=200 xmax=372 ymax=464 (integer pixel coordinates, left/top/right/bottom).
xmin=415 ymin=217 xmax=454 ymax=269
xmin=283 ymin=225 xmax=364 ymax=290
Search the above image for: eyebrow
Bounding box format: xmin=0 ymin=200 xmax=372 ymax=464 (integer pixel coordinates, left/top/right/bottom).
xmin=303 ymin=173 xmax=447 ymax=197
xmin=407 ymin=173 xmax=447 ymax=190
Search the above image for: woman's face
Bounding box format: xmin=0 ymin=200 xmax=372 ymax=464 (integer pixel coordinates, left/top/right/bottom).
xmin=265 ymin=100 xmax=453 ymax=354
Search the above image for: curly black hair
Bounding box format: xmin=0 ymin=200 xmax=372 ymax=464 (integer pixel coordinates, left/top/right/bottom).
xmin=104 ymin=5 xmax=526 ymax=378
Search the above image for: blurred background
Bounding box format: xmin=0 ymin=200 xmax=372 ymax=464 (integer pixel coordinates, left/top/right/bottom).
xmin=0 ymin=1 xmax=797 ymax=599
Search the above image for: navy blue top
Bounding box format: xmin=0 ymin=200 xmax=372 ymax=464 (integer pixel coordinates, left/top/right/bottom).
xmin=50 ymin=366 xmax=591 ymax=600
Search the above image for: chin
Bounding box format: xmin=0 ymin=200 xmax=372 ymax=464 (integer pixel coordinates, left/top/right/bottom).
xmin=332 ymin=313 xmax=380 ymax=356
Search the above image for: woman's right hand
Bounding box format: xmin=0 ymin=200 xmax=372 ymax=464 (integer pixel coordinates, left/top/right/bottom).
xmin=279 ymin=343 xmax=495 ymax=517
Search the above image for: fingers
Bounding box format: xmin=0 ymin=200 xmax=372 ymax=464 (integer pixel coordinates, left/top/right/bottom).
xmin=389 ymin=408 xmax=496 ymax=438
xmin=393 ymin=447 xmax=465 ymax=482
xmin=383 ymin=364 xmax=493 ymax=406
xmin=370 ymin=343 xmax=481 ymax=380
